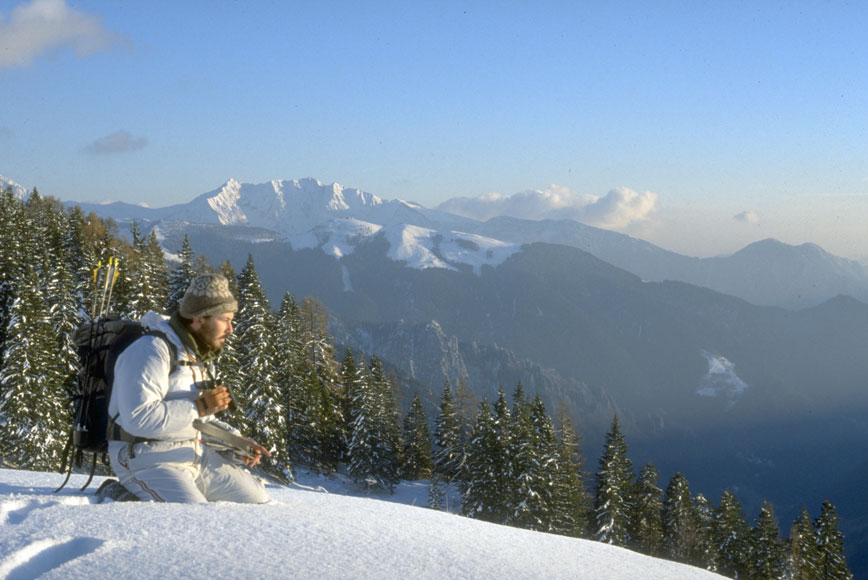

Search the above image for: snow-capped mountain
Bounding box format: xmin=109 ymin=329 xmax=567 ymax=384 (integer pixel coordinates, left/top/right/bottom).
xmin=72 ymin=177 xmax=476 ymax=238
xmin=286 ymin=219 xmax=520 ymax=275
xmin=62 ymin=175 xmax=868 ymax=309
xmin=0 ymin=174 xmax=28 ymax=200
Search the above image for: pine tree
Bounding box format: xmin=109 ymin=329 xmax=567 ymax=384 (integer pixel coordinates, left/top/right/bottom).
xmin=461 ymin=397 xmax=507 ymax=522
xmin=166 ymin=235 xmax=196 ymax=314
xmin=662 ymin=472 xmax=701 ymax=564
xmin=786 ymin=506 xmax=821 ymax=580
xmin=593 ymin=415 xmax=634 ymax=546
xmin=550 ymin=411 xmax=590 ymax=538
xmin=232 ymin=255 xmax=288 ymax=477
xmin=509 ymin=394 xmax=559 ymax=532
xmin=143 ymin=229 xmax=168 ymax=312
xmin=433 ymin=380 xmax=462 ymax=481
xmin=632 ymin=463 xmax=664 ymax=556
xmin=713 ymin=490 xmax=751 ymax=579
xmin=345 ymin=355 xmax=401 ymax=491
xmin=402 ymin=393 xmax=433 ymax=480
xmin=694 ymin=493 xmax=719 ymax=572
xmin=749 ymin=501 xmax=786 ymax=580
xmin=815 ymin=500 xmax=853 ymax=580
xmin=428 ymin=476 xmax=446 ymax=511
xmin=0 ymin=271 xmax=68 ymax=468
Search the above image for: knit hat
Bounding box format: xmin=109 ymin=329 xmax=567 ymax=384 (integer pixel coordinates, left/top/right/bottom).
xmin=179 ymin=273 xmax=238 ymax=319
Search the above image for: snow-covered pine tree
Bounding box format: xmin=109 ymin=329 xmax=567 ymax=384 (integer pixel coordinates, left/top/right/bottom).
xmin=632 ymin=463 xmax=664 ymax=556
xmin=295 ymin=296 xmax=343 ymax=470
xmin=232 ymin=255 xmax=287 ymax=476
xmin=509 ymin=394 xmax=559 ymax=532
xmin=461 ymin=397 xmax=506 ymax=522
xmin=0 ymin=186 xmax=23 ymax=362
xmin=713 ymin=489 xmax=751 ymax=579
xmin=693 ymin=493 xmax=719 ymax=572
xmin=814 ymin=500 xmax=853 ymax=580
xmin=428 ymin=476 xmax=446 ymax=511
xmin=785 ymin=506 xmax=821 ymax=580
xmin=662 ymin=472 xmax=701 ymax=564
xmin=143 ymin=229 xmax=168 ymax=312
xmin=166 ymin=235 xmax=196 ymax=314
xmin=433 ymin=380 xmax=463 ymax=482
xmin=0 ymin=266 xmax=68 ymax=469
xmin=275 ymin=291 xmax=311 ymax=468
xmin=504 ymin=383 xmax=534 ymax=528
xmin=345 ymin=354 xmax=399 ymax=491
xmin=115 ymin=221 xmax=146 ymax=319
xmin=593 ymin=414 xmax=634 ymax=546
xmin=550 ymin=410 xmax=591 ymax=538
xmin=0 ymin=191 xmax=74 ymax=470
xmin=749 ymin=500 xmax=786 ymax=580
xmin=402 ymin=392 xmax=433 ymax=480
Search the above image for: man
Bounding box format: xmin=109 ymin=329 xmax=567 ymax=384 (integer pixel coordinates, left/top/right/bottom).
xmin=107 ymin=272 xmax=270 ymax=503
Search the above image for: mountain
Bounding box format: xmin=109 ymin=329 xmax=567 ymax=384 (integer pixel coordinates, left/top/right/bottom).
xmin=0 ymin=468 xmax=725 ymax=580
xmin=330 ymin=318 xmax=618 ymax=450
xmin=465 ymin=216 xmax=868 ymax=309
xmin=72 ymin=177 xmax=478 ymax=236
xmin=0 ymin=174 xmax=28 ymax=200
xmin=64 ymin=176 xmax=868 ymax=309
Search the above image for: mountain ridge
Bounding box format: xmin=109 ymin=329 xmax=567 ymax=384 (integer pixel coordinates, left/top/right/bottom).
xmin=56 ymin=174 xmax=867 ymax=309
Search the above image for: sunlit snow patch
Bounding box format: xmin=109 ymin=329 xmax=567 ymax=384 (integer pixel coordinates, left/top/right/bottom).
xmin=289 ymin=218 xmax=382 ymax=258
xmin=697 ymin=349 xmax=748 ymax=409
xmin=385 ymin=224 xmax=520 ymax=275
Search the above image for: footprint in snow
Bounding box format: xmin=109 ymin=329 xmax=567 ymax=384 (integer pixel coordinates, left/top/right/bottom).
xmin=0 ymin=537 xmax=104 ymax=580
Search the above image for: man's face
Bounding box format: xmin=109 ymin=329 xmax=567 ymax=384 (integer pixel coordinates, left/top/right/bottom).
xmin=191 ymin=312 xmax=234 ymax=351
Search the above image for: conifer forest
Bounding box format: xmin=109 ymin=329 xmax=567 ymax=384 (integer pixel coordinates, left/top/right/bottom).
xmin=0 ymin=187 xmax=853 ymax=579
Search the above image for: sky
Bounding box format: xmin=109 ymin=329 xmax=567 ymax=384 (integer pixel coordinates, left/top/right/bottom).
xmin=2 ymin=0 xmax=868 ymax=259
xmin=0 ymin=467 xmax=724 ymax=579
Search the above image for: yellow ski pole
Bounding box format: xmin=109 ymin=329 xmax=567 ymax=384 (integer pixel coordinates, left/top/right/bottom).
xmin=105 ymin=258 xmax=120 ymax=315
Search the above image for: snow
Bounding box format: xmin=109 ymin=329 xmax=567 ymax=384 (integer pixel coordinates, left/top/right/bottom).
xmin=289 ymin=218 xmax=383 ymax=259
xmin=0 ymin=174 xmax=28 ymax=200
xmin=0 ymin=467 xmax=725 ymax=580
xmin=383 ymin=224 xmax=520 ymax=275
xmin=696 ymin=350 xmax=748 ymax=408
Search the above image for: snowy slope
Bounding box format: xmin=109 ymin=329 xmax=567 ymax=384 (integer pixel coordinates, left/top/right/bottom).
xmin=381 ymin=224 xmax=520 ymax=274
xmin=0 ymin=468 xmax=724 ymax=580
xmin=0 ymin=174 xmax=28 ymax=200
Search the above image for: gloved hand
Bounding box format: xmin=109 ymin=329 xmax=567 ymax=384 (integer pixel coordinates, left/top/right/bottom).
xmin=195 ymin=385 xmax=232 ymax=416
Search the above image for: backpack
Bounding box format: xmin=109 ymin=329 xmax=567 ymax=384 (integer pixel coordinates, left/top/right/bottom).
xmin=56 ymin=315 xmax=178 ymax=492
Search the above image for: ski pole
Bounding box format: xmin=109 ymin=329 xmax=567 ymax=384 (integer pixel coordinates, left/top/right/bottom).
xmin=98 ymin=258 xmax=113 ymax=318
xmin=90 ymin=260 xmax=102 ymax=319
xmin=105 ymin=258 xmax=120 ymax=315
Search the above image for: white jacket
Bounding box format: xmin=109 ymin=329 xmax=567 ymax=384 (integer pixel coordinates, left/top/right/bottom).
xmin=108 ymin=311 xmax=228 ymax=442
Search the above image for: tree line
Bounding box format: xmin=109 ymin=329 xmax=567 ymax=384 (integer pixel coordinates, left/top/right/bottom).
xmin=0 ymin=187 xmax=852 ymax=579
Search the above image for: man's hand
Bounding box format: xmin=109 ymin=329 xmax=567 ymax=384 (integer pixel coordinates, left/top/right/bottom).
xmin=195 ymin=385 xmax=232 ymax=417
xmin=241 ymin=438 xmax=272 ymax=468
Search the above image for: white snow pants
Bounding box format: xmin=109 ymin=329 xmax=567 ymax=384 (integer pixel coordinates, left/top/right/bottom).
xmin=108 ymin=439 xmax=269 ymax=503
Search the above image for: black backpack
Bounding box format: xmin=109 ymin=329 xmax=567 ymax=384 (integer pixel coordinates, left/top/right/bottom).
xmin=56 ymin=315 xmax=177 ymax=492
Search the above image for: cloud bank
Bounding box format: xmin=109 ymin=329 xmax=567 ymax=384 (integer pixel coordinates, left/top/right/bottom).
xmin=436 ymin=185 xmax=659 ymax=230
xmin=85 ymin=130 xmax=147 ymax=154
xmin=0 ymin=0 xmax=121 ymax=68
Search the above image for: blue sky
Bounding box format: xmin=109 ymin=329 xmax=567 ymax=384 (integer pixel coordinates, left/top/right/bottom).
xmin=2 ymin=0 xmax=868 ymax=258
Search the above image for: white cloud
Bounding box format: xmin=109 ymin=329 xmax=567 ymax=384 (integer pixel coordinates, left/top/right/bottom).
xmin=733 ymin=210 xmax=760 ymax=225
xmin=436 ymin=184 xmax=658 ymax=231
xmin=0 ymin=0 xmax=122 ymax=68
xmin=85 ymin=130 xmax=147 ymax=154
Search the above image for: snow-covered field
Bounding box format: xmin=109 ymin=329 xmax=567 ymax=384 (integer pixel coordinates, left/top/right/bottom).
xmin=0 ymin=467 xmax=724 ymax=580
